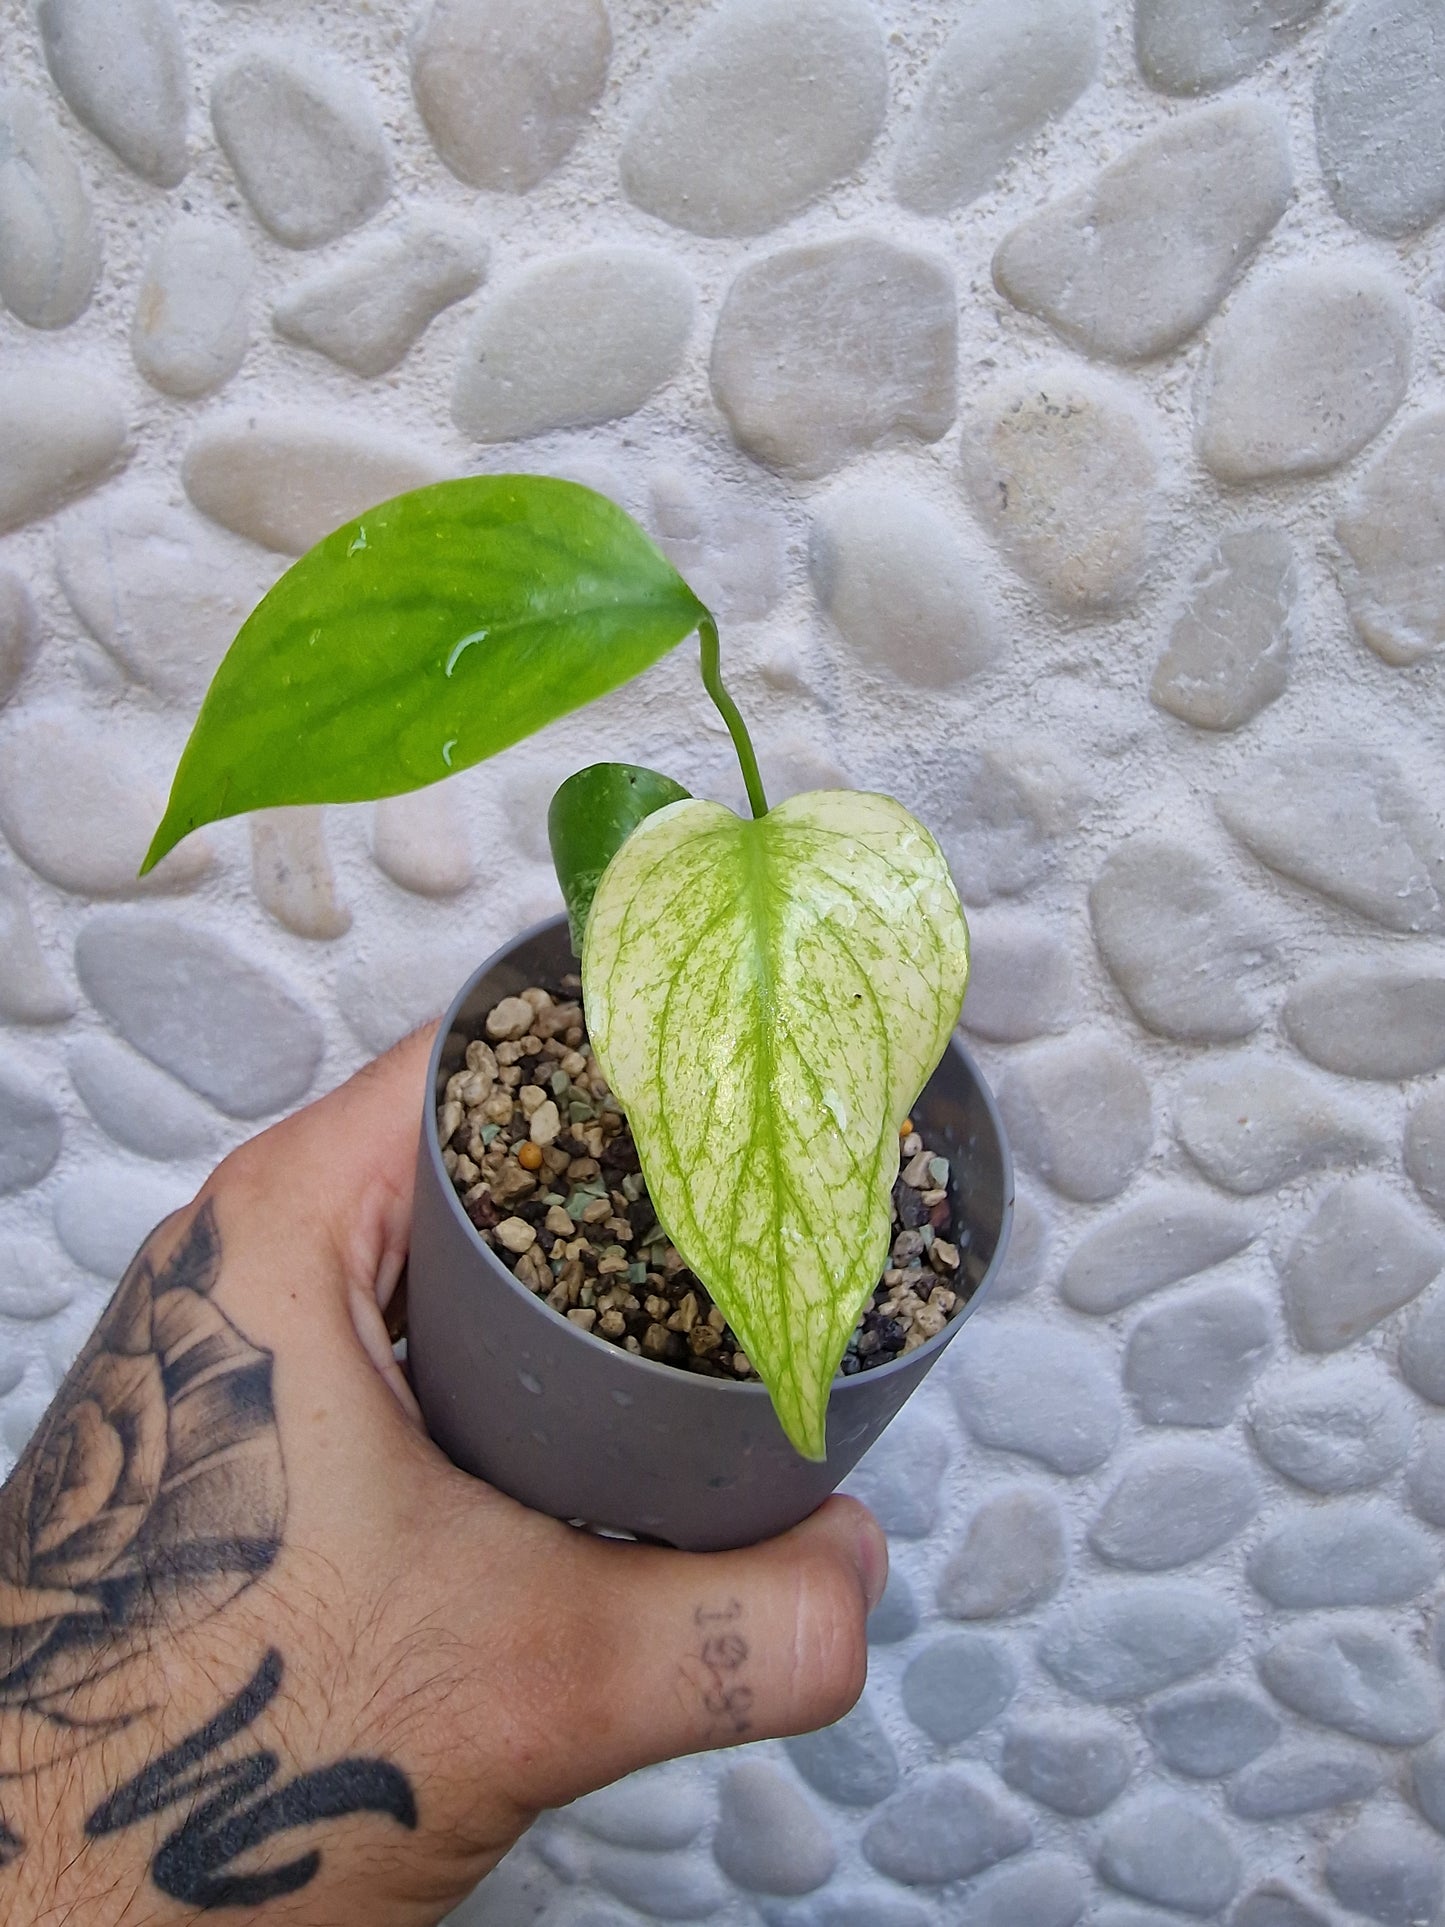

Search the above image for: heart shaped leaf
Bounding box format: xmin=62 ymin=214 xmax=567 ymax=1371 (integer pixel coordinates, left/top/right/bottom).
xmin=548 ymin=762 xmax=691 ymax=954
xmin=583 ymin=789 xmax=969 ymax=1460
xmin=142 ymin=477 xmax=709 ymax=872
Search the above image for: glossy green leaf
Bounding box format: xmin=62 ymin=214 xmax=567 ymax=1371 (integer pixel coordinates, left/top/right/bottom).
xmin=583 ymin=789 xmax=970 ymax=1460
xmin=142 ymin=476 xmax=710 ymax=873
xmin=548 ymin=763 xmax=691 ymax=955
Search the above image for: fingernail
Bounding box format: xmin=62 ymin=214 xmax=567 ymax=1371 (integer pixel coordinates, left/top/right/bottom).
xmin=856 ymin=1516 xmax=888 ymax=1613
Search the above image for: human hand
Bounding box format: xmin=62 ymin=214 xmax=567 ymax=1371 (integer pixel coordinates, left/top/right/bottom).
xmin=0 ymin=1026 xmax=886 ymax=1926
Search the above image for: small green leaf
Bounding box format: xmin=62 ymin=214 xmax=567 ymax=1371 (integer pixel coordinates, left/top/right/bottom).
xmin=583 ymin=789 xmax=969 ymax=1460
xmin=549 ymin=762 xmax=691 ymax=954
xmin=142 ymin=477 xmax=709 ymax=873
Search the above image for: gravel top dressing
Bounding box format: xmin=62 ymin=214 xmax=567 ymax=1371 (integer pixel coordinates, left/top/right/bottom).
xmin=435 ymin=979 xmax=976 ymax=1378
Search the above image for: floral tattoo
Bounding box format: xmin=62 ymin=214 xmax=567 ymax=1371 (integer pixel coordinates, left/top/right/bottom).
xmin=0 ymin=1202 xmax=418 ymax=1905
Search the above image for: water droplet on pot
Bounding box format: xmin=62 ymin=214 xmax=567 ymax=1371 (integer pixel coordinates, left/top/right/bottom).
xmin=519 ymin=1370 xmax=543 ymax=1396
xmin=611 ymin=1388 xmax=633 ymax=1408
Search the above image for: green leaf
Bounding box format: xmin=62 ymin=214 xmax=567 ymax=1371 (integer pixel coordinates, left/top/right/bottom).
xmin=142 ymin=476 xmax=710 ymax=873
xmin=549 ymin=763 xmax=691 ymax=955
xmin=583 ymin=789 xmax=970 ymax=1460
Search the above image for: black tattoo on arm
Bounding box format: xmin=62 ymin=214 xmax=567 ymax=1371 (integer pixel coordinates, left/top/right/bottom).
xmin=87 ymin=1648 xmax=416 ymax=1910
xmin=692 ymin=1597 xmax=753 ymax=1739
xmin=0 ymin=1203 xmax=418 ymax=1905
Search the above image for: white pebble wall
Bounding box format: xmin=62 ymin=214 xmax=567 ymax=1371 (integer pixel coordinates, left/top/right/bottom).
xmin=1 ymin=0 xmax=1443 ymax=1921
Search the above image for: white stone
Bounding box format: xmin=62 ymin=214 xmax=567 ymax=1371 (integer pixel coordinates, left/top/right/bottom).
xmin=0 ymin=865 xmax=73 ymax=1024
xmin=1097 ymin=1794 xmax=1240 ymax=1916
xmin=0 ymin=1072 xmax=62 ymax=1197
xmin=1285 ymin=963 xmax=1445 ymax=1080
xmin=994 ymin=103 xmax=1289 ymax=362
xmin=937 ymin=738 xmax=1091 ymax=902
xmin=53 ymin=1166 xmax=192 ymax=1279
xmin=1092 ymin=839 xmax=1276 ymax=1042
xmin=566 ymin=1764 xmax=708 ymax=1852
xmin=55 ymin=488 xmax=278 ymax=702
xmin=1089 ymin=1441 xmax=1258 ymax=1570
xmin=1249 ymin=1502 xmax=1441 ymax=1609
xmin=620 ymin=0 xmax=886 ymax=237
xmin=211 ymin=45 xmax=391 ymax=249
xmin=949 ymin=1315 xmax=1121 ymax=1473
xmin=842 ymin=1411 xmax=950 ymax=1537
xmin=183 ymin=413 xmax=447 ymax=555
xmin=1401 ymin=1287 xmax=1445 ymax=1405
xmin=410 ymin=0 xmax=610 ymax=193
xmin=337 ymin=941 xmax=481 ymax=1056
xmin=38 ymin=0 xmax=187 ymax=187
xmin=250 ymin=808 xmax=350 ymax=941
xmin=1337 ymin=410 xmax=1445 ymax=665
xmin=1218 ymin=744 xmax=1445 ymax=934
xmin=997 ymin=1034 xmax=1152 ymax=1203
xmin=712 ymin=1762 xmax=834 ymax=1897
xmin=866 ymin=1566 xmax=918 ymax=1645
xmin=132 ymin=219 xmax=250 ymax=399
xmin=936 ymin=1485 xmax=1067 ymax=1618
xmin=585 ymin=1844 xmax=730 ymax=1921
xmin=1198 ymin=267 xmax=1411 ymax=483
xmin=1408 ymin=1421 xmax=1445 ymax=1527
xmin=1039 ymin=1583 xmax=1239 ymax=1702
xmin=1260 ymin=1617 xmax=1444 ymax=1745
xmin=1280 ymin=1176 xmax=1443 ymax=1353
xmin=0 ymin=87 xmax=100 ymax=328
xmin=1151 ymin=528 xmax=1297 ymax=730
xmin=964 ymin=1856 xmax=1087 ymax=1927
xmin=1325 ymin=1814 xmax=1445 ymax=1927
xmin=1408 ymin=1083 xmax=1445 ymax=1217
xmin=894 ymin=0 xmax=1098 ymax=215
xmin=1232 ymin=1885 xmax=1333 ymax=1927
xmin=76 ymin=910 xmax=324 ymax=1118
xmin=901 ymin=1633 xmax=1019 ymax=1744
xmin=999 ymin=1713 xmax=1131 ymax=1816
xmin=0 ymin=1239 xmax=76 ymax=1321
xmin=711 ymin=237 xmax=956 ymax=480
xmin=959 ymin=913 xmax=1072 ymax=1044
xmin=0 ymin=710 xmax=209 ymax=897
xmin=810 ymin=483 xmax=997 ymax=689
xmin=990 ymin=1187 xmax=1049 ymax=1304
xmin=1125 ymin=1282 xmax=1273 ymax=1427
xmin=1144 ymin=1685 xmax=1279 ymax=1778
xmin=275 ymin=217 xmax=486 ymax=379
xmin=0 ymin=365 xmax=127 ymax=533
xmin=1250 ymin=1358 xmax=1414 ymax=1493
xmin=1316 ymin=0 xmax=1445 ymax=238
xmin=645 ymin=467 xmax=788 ymax=627
xmin=453 ymin=250 xmax=693 ymax=443
xmin=960 ymin=371 xmax=1157 ymax=612
xmin=784 ymin=1695 xmax=898 ymax=1808
xmin=1137 ymin=0 xmax=1326 ymax=93
xmin=761 ymin=1894 xmax=931 ymax=1927
xmin=372 ymin=787 xmax=473 ymax=898
xmin=861 ymin=1768 xmax=1030 ymax=1887
xmin=69 ymin=1034 xmax=221 ymax=1161
xmin=1061 ymin=1186 xmax=1259 ymax=1315
xmin=1174 ymin=1053 xmax=1384 ymax=1194
xmin=1228 ymin=1740 xmax=1382 ymax=1819
xmin=0 ymin=570 xmax=36 ymax=710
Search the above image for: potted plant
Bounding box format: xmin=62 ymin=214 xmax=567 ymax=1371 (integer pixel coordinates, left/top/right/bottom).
xmin=143 ymin=477 xmax=1013 ymax=1550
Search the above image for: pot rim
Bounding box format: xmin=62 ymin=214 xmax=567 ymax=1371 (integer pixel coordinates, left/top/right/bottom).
xmin=422 ymin=912 xmax=1014 ymax=1402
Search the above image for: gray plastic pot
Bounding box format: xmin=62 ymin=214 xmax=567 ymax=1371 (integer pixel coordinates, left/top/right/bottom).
xmin=409 ymin=915 xmax=1013 ymax=1551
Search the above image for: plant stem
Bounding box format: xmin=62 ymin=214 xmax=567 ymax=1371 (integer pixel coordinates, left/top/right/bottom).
xmin=699 ymin=613 xmax=768 ymax=819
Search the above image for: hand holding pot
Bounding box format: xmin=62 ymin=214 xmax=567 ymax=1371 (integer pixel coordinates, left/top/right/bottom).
xmin=0 ymin=1026 xmax=886 ymax=1927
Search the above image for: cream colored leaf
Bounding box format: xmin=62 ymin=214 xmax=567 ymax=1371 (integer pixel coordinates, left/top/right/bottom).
xmin=583 ymin=789 xmax=969 ymax=1459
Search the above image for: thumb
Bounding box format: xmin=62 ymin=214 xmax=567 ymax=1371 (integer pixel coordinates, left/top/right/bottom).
xmin=510 ymin=1496 xmax=886 ymax=1807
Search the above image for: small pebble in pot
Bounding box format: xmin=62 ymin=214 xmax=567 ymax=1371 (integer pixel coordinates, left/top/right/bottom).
xmin=437 ymin=985 xmax=973 ymax=1378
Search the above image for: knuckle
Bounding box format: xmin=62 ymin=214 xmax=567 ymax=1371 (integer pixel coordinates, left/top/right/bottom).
xmin=787 ymin=1548 xmax=869 ymax=1729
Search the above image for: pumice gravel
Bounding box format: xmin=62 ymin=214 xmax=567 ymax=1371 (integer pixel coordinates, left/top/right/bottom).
xmin=436 ymin=981 xmax=974 ymax=1377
